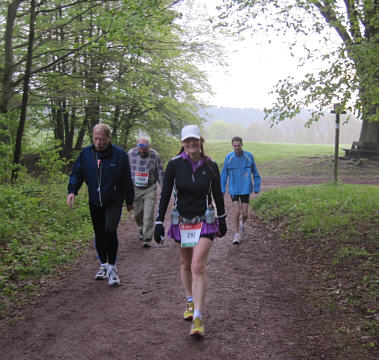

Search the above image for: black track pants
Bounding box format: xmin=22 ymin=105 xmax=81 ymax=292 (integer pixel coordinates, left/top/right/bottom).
xmin=89 ymin=200 xmax=123 ymax=265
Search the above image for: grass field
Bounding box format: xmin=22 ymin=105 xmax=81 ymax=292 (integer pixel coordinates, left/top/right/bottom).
xmin=205 ymin=140 xmax=345 ymax=165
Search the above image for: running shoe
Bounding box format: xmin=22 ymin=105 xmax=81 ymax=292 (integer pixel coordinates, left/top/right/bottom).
xmin=240 ymin=221 xmax=245 ymax=236
xmin=233 ymin=233 xmax=240 ymax=244
xmin=138 ymin=229 xmax=144 ymax=241
xmin=95 ymin=263 xmax=108 ymax=280
xmin=107 ymin=264 xmax=120 ymax=286
xmin=189 ymin=318 xmax=205 ymax=337
xmin=183 ymin=302 xmax=194 ymax=320
xmin=143 ymin=239 xmax=152 ymax=248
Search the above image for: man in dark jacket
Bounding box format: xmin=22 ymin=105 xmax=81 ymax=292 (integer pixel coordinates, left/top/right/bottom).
xmin=67 ymin=123 xmax=134 ymax=286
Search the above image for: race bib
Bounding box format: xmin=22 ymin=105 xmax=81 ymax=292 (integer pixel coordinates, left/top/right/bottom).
xmin=135 ymin=170 xmax=149 ymax=187
xmin=180 ymin=222 xmax=202 ymax=248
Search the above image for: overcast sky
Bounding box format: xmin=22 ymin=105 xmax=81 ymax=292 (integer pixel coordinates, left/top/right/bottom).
xmin=200 ymin=38 xmax=301 ymax=109
xmin=178 ymin=0 xmax=340 ymax=110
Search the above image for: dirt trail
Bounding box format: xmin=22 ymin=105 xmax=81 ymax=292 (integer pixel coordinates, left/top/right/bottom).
xmin=4 ymin=162 xmax=379 ymax=360
xmin=1 ymin=182 xmax=346 ymax=360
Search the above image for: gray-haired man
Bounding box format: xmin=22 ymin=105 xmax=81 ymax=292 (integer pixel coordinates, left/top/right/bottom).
xmin=67 ymin=124 xmax=134 ymax=285
xmin=128 ymin=138 xmax=164 ymax=247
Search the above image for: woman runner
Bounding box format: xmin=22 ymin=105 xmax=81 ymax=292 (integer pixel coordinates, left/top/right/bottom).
xmin=154 ymin=124 xmax=227 ymax=337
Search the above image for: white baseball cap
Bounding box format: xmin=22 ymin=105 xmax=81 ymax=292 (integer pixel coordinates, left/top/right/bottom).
xmin=181 ymin=125 xmax=201 ymax=141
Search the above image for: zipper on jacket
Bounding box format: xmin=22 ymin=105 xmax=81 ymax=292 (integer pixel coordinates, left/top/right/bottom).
xmin=98 ymin=161 xmax=102 ymax=207
xmin=94 ymin=151 xmax=103 ymax=207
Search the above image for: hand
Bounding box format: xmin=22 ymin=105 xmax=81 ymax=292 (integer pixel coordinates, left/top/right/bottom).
xmin=154 ymin=224 xmax=165 ymax=244
xmin=126 ymin=203 xmax=134 ymax=211
xmin=67 ymin=193 xmax=75 ymax=208
xmin=218 ymin=217 xmax=227 ymax=237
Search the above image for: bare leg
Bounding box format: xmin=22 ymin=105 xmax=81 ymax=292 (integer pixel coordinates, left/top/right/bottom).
xmin=191 ymin=237 xmax=213 ymax=313
xmin=233 ymin=200 xmax=241 ymax=234
xmin=178 ymin=246 xmax=193 ymax=297
xmin=240 ymin=202 xmax=249 ymax=225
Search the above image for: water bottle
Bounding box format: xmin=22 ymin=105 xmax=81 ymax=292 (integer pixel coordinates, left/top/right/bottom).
xmin=205 ymin=205 xmax=215 ymax=224
xmin=170 ymin=208 xmax=180 ymax=225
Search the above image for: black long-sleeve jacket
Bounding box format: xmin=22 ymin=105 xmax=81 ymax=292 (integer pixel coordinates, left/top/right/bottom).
xmin=156 ymin=155 xmax=225 ymax=222
xmin=68 ymin=143 xmax=134 ymax=207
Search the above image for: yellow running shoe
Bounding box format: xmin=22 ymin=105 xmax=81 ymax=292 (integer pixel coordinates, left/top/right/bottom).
xmin=183 ymin=302 xmax=194 ymax=320
xmin=189 ymin=318 xmax=205 ymax=337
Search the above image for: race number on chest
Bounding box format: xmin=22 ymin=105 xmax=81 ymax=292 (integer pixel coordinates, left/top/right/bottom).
xmin=135 ymin=170 xmax=149 ymax=187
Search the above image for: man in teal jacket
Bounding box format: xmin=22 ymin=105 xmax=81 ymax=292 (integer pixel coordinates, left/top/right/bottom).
xmin=221 ymin=136 xmax=261 ymax=244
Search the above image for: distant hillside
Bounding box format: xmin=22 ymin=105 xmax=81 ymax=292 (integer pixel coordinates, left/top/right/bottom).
xmin=198 ymin=106 xmax=361 ymax=145
xmin=198 ymin=106 xmax=265 ymax=126
xmin=198 ymin=106 xmax=313 ymax=126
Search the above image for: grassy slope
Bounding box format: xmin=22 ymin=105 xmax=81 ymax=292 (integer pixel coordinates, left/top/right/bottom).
xmin=252 ymin=183 xmax=378 ymax=356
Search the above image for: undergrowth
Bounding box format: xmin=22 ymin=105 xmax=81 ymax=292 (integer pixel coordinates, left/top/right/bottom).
xmin=252 ymin=183 xmax=379 ymax=354
xmin=0 ymin=178 xmax=93 ymax=319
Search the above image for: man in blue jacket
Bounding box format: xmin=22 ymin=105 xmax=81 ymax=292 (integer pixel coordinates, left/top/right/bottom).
xmin=67 ymin=123 xmax=134 ymax=285
xmin=221 ymin=136 xmax=261 ymax=244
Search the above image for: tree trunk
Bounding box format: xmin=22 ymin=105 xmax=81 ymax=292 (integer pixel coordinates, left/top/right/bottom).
xmin=74 ymin=115 xmax=88 ymax=153
xmin=0 ymin=0 xmax=24 ymax=144
xmin=356 ymin=91 xmax=379 ymax=155
xmin=358 ymin=120 xmax=379 ymax=154
xmin=1 ymin=0 xmax=24 ymax=115
xmin=111 ymin=105 xmax=121 ymax=142
xmin=11 ymin=0 xmax=36 ymax=183
xmin=62 ymin=107 xmax=75 ymax=158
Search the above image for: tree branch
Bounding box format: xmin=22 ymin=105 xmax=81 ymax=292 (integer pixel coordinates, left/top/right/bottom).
xmin=343 ymin=0 xmax=363 ymax=42
xmin=312 ymin=1 xmax=353 ymax=47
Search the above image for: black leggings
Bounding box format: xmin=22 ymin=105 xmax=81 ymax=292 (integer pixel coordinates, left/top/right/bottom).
xmin=90 ymin=200 xmax=123 ymax=265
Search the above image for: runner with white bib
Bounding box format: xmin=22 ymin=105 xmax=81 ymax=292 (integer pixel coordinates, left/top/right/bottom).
xmin=128 ymin=138 xmax=164 ymax=247
xmin=154 ymin=125 xmax=227 ymax=338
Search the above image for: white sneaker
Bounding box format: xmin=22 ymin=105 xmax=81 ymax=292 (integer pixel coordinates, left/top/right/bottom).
xmin=233 ymin=233 xmax=240 ymax=244
xmin=95 ymin=263 xmax=108 ymax=280
xmin=107 ymin=264 xmax=120 ymax=286
xmin=240 ymin=221 xmax=245 ymax=236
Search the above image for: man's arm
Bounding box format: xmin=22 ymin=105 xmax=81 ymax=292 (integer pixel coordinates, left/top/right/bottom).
xmin=251 ymin=160 xmax=261 ymax=193
xmin=123 ymin=153 xmax=135 ymax=206
xmin=67 ymin=153 xmax=84 ymax=206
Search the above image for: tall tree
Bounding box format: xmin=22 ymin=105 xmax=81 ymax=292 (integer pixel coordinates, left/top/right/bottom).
xmin=0 ymin=0 xmax=213 ymax=170
xmin=1 ymin=0 xmax=106 ymax=168
xmin=217 ymin=0 xmax=379 ymax=154
xmin=11 ymin=0 xmax=36 ymax=182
